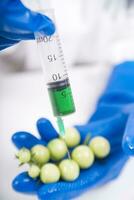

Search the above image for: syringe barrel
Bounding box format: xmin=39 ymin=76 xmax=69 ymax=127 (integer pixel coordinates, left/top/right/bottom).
xmin=35 ymin=10 xmax=75 ymax=116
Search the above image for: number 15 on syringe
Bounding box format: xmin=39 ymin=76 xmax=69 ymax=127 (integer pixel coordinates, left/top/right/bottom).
xmin=35 ymin=10 xmax=76 ymax=118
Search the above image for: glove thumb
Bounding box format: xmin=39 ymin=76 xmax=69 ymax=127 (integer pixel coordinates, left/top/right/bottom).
xmin=122 ymin=113 xmax=134 ymax=156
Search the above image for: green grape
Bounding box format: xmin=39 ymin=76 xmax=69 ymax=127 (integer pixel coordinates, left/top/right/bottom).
xmin=89 ymin=136 xmax=110 ymax=158
xmin=48 ymin=139 xmax=68 ymax=161
xmin=72 ymin=145 xmax=94 ymax=169
xmin=59 ymin=159 xmax=80 ymax=181
xmin=28 ymin=164 xmax=40 ymax=179
xmin=61 ymin=128 xmax=81 ymax=148
xmin=40 ymin=163 xmax=60 ymax=183
xmin=31 ymin=145 xmax=50 ymax=165
xmin=16 ymin=148 xmax=31 ymax=164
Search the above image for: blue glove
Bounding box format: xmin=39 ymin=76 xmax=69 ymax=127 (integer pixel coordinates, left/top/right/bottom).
xmin=92 ymin=61 xmax=134 ymax=155
xmin=0 ymin=0 xmax=55 ymax=50
xmin=12 ymin=61 xmax=134 ymax=200
xmin=12 ymin=115 xmax=129 ymax=200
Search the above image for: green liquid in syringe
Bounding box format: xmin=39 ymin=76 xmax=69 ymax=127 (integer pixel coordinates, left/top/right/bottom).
xmin=48 ymin=79 xmax=75 ymax=116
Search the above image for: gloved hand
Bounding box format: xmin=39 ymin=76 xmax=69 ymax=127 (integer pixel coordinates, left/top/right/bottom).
xmin=93 ymin=61 xmax=134 ymax=155
xmin=12 ymin=113 xmax=129 ymax=200
xmin=0 ymin=0 xmax=55 ymax=50
xmin=12 ymin=61 xmax=134 ymax=200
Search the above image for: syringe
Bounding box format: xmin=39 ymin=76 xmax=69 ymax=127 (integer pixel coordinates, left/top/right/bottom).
xmin=35 ymin=9 xmax=75 ymax=136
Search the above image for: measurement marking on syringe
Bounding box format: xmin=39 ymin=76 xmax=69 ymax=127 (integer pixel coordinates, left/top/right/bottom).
xmin=59 ymin=54 xmax=64 ymax=57
xmin=58 ymin=48 xmax=62 ymax=51
xmin=63 ymin=73 xmax=68 ymax=76
xmin=56 ymin=38 xmax=60 ymax=42
xmin=58 ymin=44 xmax=62 ymax=47
xmin=57 ymin=41 xmax=61 ymax=45
xmin=58 ymin=44 xmax=62 ymax=48
xmin=56 ymin=37 xmax=60 ymax=41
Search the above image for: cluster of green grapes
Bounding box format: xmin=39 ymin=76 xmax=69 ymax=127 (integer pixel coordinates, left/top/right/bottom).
xmin=16 ymin=128 xmax=110 ymax=183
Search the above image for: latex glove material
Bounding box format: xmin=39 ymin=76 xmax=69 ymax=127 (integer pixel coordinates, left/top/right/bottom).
xmin=92 ymin=61 xmax=134 ymax=155
xmin=0 ymin=0 xmax=55 ymax=50
xmin=97 ymin=61 xmax=134 ymax=111
xmin=12 ymin=115 xmax=129 ymax=200
xmin=123 ymin=113 xmax=134 ymax=155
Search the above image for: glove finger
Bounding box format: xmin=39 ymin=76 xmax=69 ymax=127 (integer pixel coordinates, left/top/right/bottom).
xmin=105 ymin=61 xmax=134 ymax=94
xmin=0 ymin=45 xmax=12 ymax=51
xmin=38 ymin=150 xmax=128 ymax=200
xmin=0 ymin=36 xmax=19 ymax=50
xmin=12 ymin=172 xmax=42 ymax=193
xmin=12 ymin=131 xmax=46 ymax=149
xmin=0 ymin=36 xmax=19 ymax=45
xmin=37 ymin=118 xmax=58 ymax=142
xmin=76 ymin=112 xmax=128 ymax=152
xmin=0 ymin=31 xmax=35 ymax=40
xmin=89 ymin=105 xmax=121 ymax=122
xmin=0 ymin=0 xmax=55 ymax=40
xmin=97 ymin=92 xmax=134 ymax=108
xmin=122 ymin=113 xmax=134 ymax=156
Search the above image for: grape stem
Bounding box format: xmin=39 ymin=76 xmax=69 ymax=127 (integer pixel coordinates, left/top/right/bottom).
xmin=83 ymin=133 xmax=91 ymax=145
xmin=67 ymin=150 xmax=71 ymax=160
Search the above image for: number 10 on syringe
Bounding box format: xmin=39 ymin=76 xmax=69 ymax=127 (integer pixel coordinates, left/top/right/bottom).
xmin=35 ymin=11 xmax=75 ymax=118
